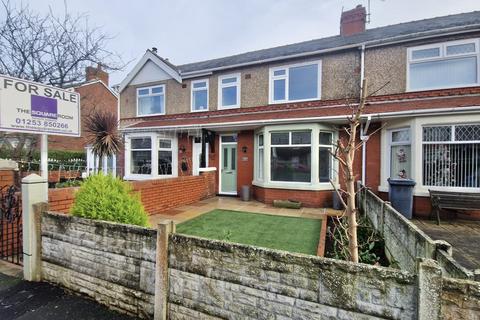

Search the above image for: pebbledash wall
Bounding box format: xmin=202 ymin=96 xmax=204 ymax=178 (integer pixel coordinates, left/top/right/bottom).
xmin=38 ymin=210 xmax=480 ymax=319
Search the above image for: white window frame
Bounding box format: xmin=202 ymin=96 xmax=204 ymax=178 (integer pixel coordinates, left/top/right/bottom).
xmin=128 ymin=135 xmax=153 ymax=178
xmin=136 ymin=85 xmax=166 ymax=117
xmin=256 ymin=134 xmax=264 ymax=181
xmin=318 ymin=131 xmax=333 ymax=183
xmin=124 ymin=132 xmax=178 ymax=180
xmin=191 ymin=79 xmax=209 ymax=112
xmin=269 ymin=60 xmax=322 ymax=104
xmin=158 ymin=138 xmax=175 ymax=177
xmin=406 ymin=38 xmax=480 ymax=91
xmin=387 ymin=127 xmax=411 ymax=179
xmin=218 ymin=73 xmax=241 ymax=109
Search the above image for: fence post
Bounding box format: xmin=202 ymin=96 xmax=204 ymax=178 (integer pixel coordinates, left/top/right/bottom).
xmin=154 ymin=220 xmax=175 ymax=320
xmin=22 ymin=174 xmax=48 ymax=281
xmin=417 ymin=258 xmax=442 ymax=320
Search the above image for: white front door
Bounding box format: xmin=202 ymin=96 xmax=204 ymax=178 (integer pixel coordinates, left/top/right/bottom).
xmin=192 ymin=137 xmax=209 ymax=176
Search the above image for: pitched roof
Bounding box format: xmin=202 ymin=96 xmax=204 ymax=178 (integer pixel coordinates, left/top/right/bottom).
xmin=177 ymin=10 xmax=480 ymax=74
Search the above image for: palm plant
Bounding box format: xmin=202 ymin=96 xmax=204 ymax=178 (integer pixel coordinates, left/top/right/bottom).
xmin=85 ymin=110 xmax=121 ymax=174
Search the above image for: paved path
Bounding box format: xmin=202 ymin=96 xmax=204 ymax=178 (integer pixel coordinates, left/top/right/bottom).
xmin=412 ymin=219 xmax=480 ymax=271
xmin=0 ymin=271 xmax=136 ymax=320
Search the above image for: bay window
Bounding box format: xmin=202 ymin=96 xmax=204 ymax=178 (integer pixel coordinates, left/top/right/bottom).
xmin=270 ymin=61 xmax=321 ymax=103
xmin=423 ymin=124 xmax=480 ymax=188
xmin=131 ymin=137 xmax=152 ymax=174
xmin=137 ymin=85 xmax=165 ymax=116
xmin=389 ymin=128 xmax=412 ymax=179
xmin=158 ymin=139 xmax=173 ymax=175
xmin=191 ymin=79 xmax=209 ymax=112
xmin=218 ymin=74 xmax=240 ymax=109
xmin=408 ymin=39 xmax=480 ymax=91
xmin=270 ymin=131 xmax=311 ymax=182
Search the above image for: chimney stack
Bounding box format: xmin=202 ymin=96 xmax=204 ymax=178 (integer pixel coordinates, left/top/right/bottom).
xmin=340 ymin=5 xmax=366 ymax=37
xmin=85 ymin=64 xmax=109 ymax=86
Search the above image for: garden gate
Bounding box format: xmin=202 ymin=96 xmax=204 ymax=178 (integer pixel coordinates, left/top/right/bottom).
xmin=0 ymin=185 xmax=22 ymax=265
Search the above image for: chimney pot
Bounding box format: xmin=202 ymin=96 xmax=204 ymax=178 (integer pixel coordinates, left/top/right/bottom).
xmin=85 ymin=65 xmax=109 ymax=86
xmin=152 ymin=47 xmax=158 ymax=53
xmin=340 ymin=5 xmax=366 ymax=37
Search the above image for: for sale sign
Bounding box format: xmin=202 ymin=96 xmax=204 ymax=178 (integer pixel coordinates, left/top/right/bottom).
xmin=0 ymin=75 xmax=80 ymax=136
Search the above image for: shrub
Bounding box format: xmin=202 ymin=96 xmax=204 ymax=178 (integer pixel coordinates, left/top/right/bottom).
xmin=71 ymin=174 xmax=149 ymax=227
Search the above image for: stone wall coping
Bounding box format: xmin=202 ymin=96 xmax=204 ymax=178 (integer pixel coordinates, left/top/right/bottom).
xmin=170 ymin=233 xmax=416 ymax=283
xmin=43 ymin=211 xmax=156 ymax=236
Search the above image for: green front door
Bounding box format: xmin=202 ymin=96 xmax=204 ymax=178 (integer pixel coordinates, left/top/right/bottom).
xmin=221 ymin=144 xmax=237 ymax=194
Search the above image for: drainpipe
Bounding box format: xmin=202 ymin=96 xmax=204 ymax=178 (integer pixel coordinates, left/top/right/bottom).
xmin=360 ymin=44 xmax=367 ymax=186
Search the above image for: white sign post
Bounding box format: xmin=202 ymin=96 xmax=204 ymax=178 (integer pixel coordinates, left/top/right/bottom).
xmin=0 ymin=74 xmax=81 ymax=183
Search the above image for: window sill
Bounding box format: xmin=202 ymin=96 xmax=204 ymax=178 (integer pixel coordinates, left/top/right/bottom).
xmin=135 ymin=112 xmax=166 ymax=118
xmin=253 ymin=180 xmax=336 ymax=191
xmin=199 ymin=167 xmax=217 ymax=172
xmin=190 ymin=108 xmax=209 ymax=113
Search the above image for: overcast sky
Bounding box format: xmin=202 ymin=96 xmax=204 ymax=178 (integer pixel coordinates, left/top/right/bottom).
xmin=24 ymin=0 xmax=480 ymax=85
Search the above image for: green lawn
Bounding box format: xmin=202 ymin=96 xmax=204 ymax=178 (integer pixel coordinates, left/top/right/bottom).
xmin=176 ymin=209 xmax=321 ymax=255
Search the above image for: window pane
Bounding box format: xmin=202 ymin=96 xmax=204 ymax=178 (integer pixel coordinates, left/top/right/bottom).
xmin=319 ymin=132 xmax=333 ymax=145
xmin=231 ymin=148 xmax=236 ymax=170
xmin=193 ymin=81 xmax=207 ymax=88
xmin=258 ymin=148 xmax=264 ymax=180
xmin=271 ymin=132 xmax=289 ymax=145
xmin=222 ymin=77 xmax=237 ymax=84
xmin=392 ymin=130 xmax=410 ymax=143
xmin=409 ymin=57 xmax=477 ymax=90
xmin=446 ymin=43 xmax=476 ymax=55
xmin=193 ymin=89 xmax=208 ymax=110
xmin=288 ymin=64 xmax=318 ymax=100
xmin=390 ymin=145 xmax=411 ymax=179
xmin=138 ymin=89 xmax=149 ymax=95
xmin=273 ymin=69 xmax=286 ymax=76
xmin=151 ymin=86 xmax=163 ymax=94
xmin=271 ymin=147 xmax=311 ymax=182
xmin=221 ymin=135 xmax=237 ymax=143
xmin=273 ymin=79 xmax=286 ymax=101
xmin=158 ymin=150 xmax=172 ymax=175
xmin=222 ymin=86 xmax=237 ymax=106
xmin=138 ymin=95 xmax=164 ymax=115
xmin=319 ymin=147 xmax=331 ymax=182
xmin=223 ymin=148 xmax=228 ymax=168
xmin=258 ymin=134 xmax=264 ymax=146
xmin=423 ymin=126 xmax=451 ymax=142
xmin=159 ymin=139 xmax=171 ymax=149
xmin=292 ymin=131 xmax=311 ymax=144
xmin=131 ymin=138 xmax=151 ymax=149
xmin=411 ymin=47 xmax=440 ymax=60
xmin=455 ymin=125 xmax=480 ymax=141
xmin=423 ymin=143 xmax=480 ymax=187
xmin=131 ymin=151 xmax=151 ymax=174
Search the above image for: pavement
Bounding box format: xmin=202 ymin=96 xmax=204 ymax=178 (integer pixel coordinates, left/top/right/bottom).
xmin=0 ymin=264 xmax=136 ymax=320
xmin=413 ymin=218 xmax=480 ymax=271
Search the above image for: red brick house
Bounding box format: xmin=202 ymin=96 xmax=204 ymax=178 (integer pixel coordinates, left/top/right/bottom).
xmin=118 ymin=6 xmax=480 ymax=219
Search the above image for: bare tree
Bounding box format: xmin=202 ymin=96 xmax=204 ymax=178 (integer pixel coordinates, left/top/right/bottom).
xmin=331 ymin=78 xmax=386 ymax=263
xmin=0 ymin=0 xmax=125 ymax=160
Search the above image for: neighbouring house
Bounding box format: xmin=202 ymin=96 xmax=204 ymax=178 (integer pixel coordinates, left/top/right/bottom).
xmin=49 ymin=65 xmax=119 ymax=175
xmin=118 ymin=5 xmax=480 ymax=220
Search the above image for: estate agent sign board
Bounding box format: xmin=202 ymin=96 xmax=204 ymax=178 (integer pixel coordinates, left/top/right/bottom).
xmin=0 ymin=75 xmax=80 ymax=137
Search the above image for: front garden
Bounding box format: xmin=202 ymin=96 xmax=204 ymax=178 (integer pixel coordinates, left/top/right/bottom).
xmin=176 ymin=209 xmax=322 ymax=255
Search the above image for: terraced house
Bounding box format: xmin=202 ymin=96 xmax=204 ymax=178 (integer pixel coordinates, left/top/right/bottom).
xmin=118 ymin=5 xmax=480 ymax=218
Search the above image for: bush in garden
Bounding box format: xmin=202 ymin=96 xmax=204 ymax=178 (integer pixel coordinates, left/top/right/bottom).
xmin=71 ymin=173 xmax=149 ymax=227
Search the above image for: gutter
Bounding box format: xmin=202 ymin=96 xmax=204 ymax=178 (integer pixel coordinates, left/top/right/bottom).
xmin=179 ymin=25 xmax=480 ymax=78
xmin=360 ymin=44 xmax=367 ymax=186
xmin=120 ymin=105 xmax=480 ymax=133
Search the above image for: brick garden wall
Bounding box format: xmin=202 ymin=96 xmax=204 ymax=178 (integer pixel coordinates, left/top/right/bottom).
xmin=131 ymin=171 xmax=216 ymax=215
xmin=41 ymin=212 xmax=157 ymax=318
xmin=48 ymin=187 xmax=77 ymax=213
xmin=253 ymin=186 xmax=333 ymax=208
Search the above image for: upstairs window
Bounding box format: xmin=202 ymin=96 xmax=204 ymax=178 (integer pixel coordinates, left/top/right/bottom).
xmin=269 ymin=61 xmax=321 ymax=103
xmin=218 ymin=74 xmax=240 ymax=109
xmin=408 ymin=39 xmax=480 ymax=91
xmin=191 ymin=79 xmax=209 ymax=112
xmin=137 ymin=85 xmax=165 ymax=116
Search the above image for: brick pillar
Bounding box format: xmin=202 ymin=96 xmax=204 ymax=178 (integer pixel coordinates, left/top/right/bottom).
xmin=417 ymin=258 xmax=442 ymax=320
xmin=154 ymin=220 xmax=175 ymax=320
